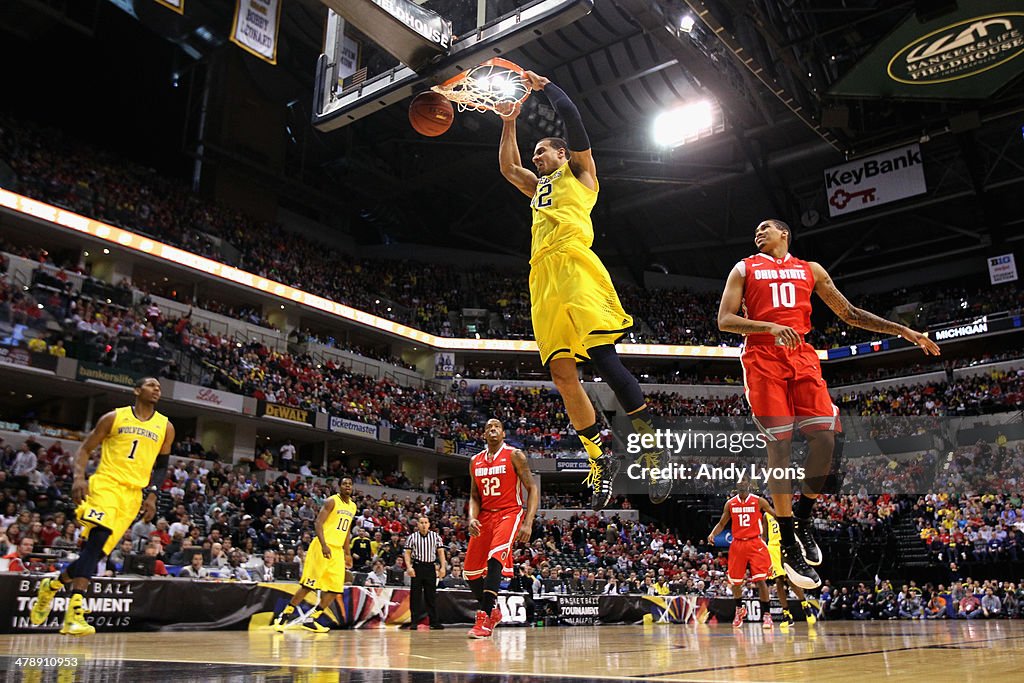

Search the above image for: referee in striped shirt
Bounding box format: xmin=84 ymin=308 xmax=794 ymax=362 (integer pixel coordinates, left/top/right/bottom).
xmin=403 ymin=516 xmax=447 ymax=629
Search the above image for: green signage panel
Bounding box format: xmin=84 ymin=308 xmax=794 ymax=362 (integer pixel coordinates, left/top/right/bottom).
xmin=830 ymin=3 xmax=1024 ymax=100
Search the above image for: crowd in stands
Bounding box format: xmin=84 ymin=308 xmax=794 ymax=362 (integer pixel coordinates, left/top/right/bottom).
xmin=821 ymin=577 xmax=1023 ymax=620
xmin=3 ymin=113 xmax=1021 ymax=349
xmin=836 ymin=367 xmax=1024 ymax=417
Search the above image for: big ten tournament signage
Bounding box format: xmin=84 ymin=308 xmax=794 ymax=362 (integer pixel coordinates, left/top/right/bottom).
xmin=830 ymin=3 xmax=1024 ymax=99
xmin=988 ymin=253 xmax=1018 ymax=285
xmin=823 ymin=144 xmax=926 ymax=217
xmin=257 ymin=401 xmax=317 ymax=426
xmin=170 ymin=382 xmax=245 ymax=414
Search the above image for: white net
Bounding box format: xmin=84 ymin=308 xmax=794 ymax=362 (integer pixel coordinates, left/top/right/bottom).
xmin=431 ymin=58 xmax=531 ymax=118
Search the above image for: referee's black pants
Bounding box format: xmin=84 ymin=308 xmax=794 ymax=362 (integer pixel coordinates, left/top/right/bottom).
xmin=410 ymin=561 xmax=438 ymax=625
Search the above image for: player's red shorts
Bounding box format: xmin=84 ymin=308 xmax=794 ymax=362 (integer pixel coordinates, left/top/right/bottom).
xmin=741 ymin=340 xmax=840 ymax=441
xmin=728 ymin=537 xmax=772 ymax=585
xmin=464 ymin=507 xmax=525 ymax=579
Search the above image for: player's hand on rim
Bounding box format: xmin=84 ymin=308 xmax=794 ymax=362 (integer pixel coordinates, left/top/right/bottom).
xmin=468 ymin=519 xmax=482 ymax=537
xmin=523 ymin=70 xmax=549 ymax=91
xmin=495 ymin=101 xmax=522 ymax=119
xmin=767 ymin=323 xmax=801 ymax=349
xmin=901 ymin=328 xmax=941 ymax=356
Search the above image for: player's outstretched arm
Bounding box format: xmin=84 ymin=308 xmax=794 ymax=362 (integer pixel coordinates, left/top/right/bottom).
xmin=511 ymin=449 xmax=539 ymax=544
xmin=758 ymin=496 xmax=778 ymax=519
xmin=809 ymin=262 xmax=940 ymax=355
xmin=497 ymin=101 xmax=538 ymax=197
xmin=71 ymin=410 xmax=116 ymax=503
xmin=717 ymin=264 xmax=801 ymax=347
xmin=524 ymin=71 xmax=597 ymax=189
xmin=707 ymin=502 xmax=731 ymax=544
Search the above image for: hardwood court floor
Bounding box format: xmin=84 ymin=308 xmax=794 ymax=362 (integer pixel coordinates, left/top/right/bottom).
xmin=1 ymin=620 xmax=1021 ymax=682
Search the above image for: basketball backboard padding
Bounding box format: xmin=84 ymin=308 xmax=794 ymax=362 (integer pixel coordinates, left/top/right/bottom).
xmin=312 ymin=0 xmax=594 ymax=132
xmin=320 ymin=0 xmax=452 ymax=74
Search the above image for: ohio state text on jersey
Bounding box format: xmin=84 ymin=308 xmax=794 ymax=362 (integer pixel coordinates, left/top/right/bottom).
xmin=471 ymin=443 xmax=524 ymax=511
xmin=739 ymin=253 xmax=815 ymax=345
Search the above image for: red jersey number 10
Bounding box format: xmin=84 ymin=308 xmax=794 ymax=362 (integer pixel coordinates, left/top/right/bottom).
xmin=768 ymin=282 xmax=797 ymax=308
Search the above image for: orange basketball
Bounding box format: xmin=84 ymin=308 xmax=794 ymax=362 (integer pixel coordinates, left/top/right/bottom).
xmin=409 ymin=92 xmax=454 ymax=137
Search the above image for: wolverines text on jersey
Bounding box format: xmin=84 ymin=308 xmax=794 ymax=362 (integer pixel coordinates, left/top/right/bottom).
xmin=97 ymin=406 xmax=169 ymax=488
xmin=322 ymin=494 xmax=358 ymax=548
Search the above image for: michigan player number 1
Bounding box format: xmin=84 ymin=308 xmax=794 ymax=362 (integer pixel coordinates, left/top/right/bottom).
xmin=768 ymin=282 xmax=796 ymax=308
xmin=481 ymin=477 xmax=501 ymax=497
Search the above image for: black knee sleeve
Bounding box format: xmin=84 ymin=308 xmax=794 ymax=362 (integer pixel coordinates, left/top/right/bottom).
xmin=588 ymin=345 xmax=644 ymax=412
xmin=68 ymin=526 xmax=112 ymax=579
xmin=485 ymin=558 xmax=504 ymax=595
xmin=469 ymin=578 xmax=485 ymax=603
xmin=824 ymin=431 xmax=845 ymax=494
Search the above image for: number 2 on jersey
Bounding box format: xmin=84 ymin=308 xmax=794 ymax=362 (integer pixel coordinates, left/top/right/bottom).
xmin=533 ymin=182 xmax=553 ymax=209
xmin=768 ymin=282 xmax=796 ymax=308
xmin=481 ymin=476 xmax=501 ymax=497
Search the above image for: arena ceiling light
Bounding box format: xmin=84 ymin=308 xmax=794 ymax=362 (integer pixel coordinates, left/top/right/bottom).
xmin=652 ymin=99 xmax=720 ymax=147
xmin=680 ymin=14 xmax=695 ymax=32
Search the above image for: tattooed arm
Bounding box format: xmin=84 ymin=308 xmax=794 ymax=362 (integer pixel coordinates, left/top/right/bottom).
xmin=717 ymin=263 xmax=801 ymax=348
xmin=809 ymin=261 xmax=940 ymax=355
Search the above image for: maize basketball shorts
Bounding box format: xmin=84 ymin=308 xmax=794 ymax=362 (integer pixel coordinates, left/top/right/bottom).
xmin=464 ymin=508 xmax=525 ymax=579
xmin=741 ymin=341 xmax=840 ymax=441
xmin=300 ymin=537 xmax=347 ymax=593
xmin=768 ymin=543 xmax=785 ymax=580
xmin=76 ymin=474 xmax=143 ymax=555
xmin=728 ymin=537 xmax=772 ymax=584
xmin=529 ymin=244 xmax=633 ymax=365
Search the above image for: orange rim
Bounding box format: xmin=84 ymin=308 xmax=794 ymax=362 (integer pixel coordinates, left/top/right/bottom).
xmin=437 ymin=57 xmax=528 ymax=89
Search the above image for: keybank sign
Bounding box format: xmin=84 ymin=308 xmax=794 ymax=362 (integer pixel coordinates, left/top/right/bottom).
xmin=888 ymin=14 xmax=1024 ymax=84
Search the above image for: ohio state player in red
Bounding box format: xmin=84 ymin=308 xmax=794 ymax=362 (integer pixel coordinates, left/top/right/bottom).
xmin=465 ymin=418 xmax=538 ymax=639
xmin=708 ymin=480 xmax=777 ymax=628
xmin=718 ymin=219 xmax=940 ymax=589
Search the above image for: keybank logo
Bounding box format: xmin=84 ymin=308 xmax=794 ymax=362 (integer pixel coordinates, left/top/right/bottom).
xmin=888 ymin=13 xmax=1024 ymax=84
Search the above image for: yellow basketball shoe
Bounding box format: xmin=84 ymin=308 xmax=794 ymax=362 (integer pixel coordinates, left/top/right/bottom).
xmin=30 ymin=577 xmax=64 ymax=625
xmin=59 ymin=594 xmax=96 ymax=637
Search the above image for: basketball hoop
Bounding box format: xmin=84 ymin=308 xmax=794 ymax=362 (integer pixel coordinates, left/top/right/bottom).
xmin=431 ymin=58 xmax=531 ymax=118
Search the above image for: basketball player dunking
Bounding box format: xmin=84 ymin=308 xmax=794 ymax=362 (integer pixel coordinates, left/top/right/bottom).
xmin=497 ymin=71 xmax=670 ymax=509
xmin=31 ymin=377 xmax=175 ymax=636
xmin=718 ymin=219 xmax=940 ymax=588
xmin=707 ymin=479 xmax=777 ymax=629
xmin=465 ymin=419 xmax=538 ymax=638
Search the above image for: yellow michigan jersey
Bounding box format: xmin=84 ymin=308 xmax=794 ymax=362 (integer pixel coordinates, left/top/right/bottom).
xmin=527 ymin=161 xmax=632 ymax=364
xmin=78 ymin=406 xmax=170 ymax=554
xmin=300 ymin=495 xmax=357 ymax=593
xmin=98 ymin=406 xmax=170 ymax=488
xmin=529 ymin=160 xmax=598 ymax=265
xmin=765 ymin=512 xmax=785 ymax=580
